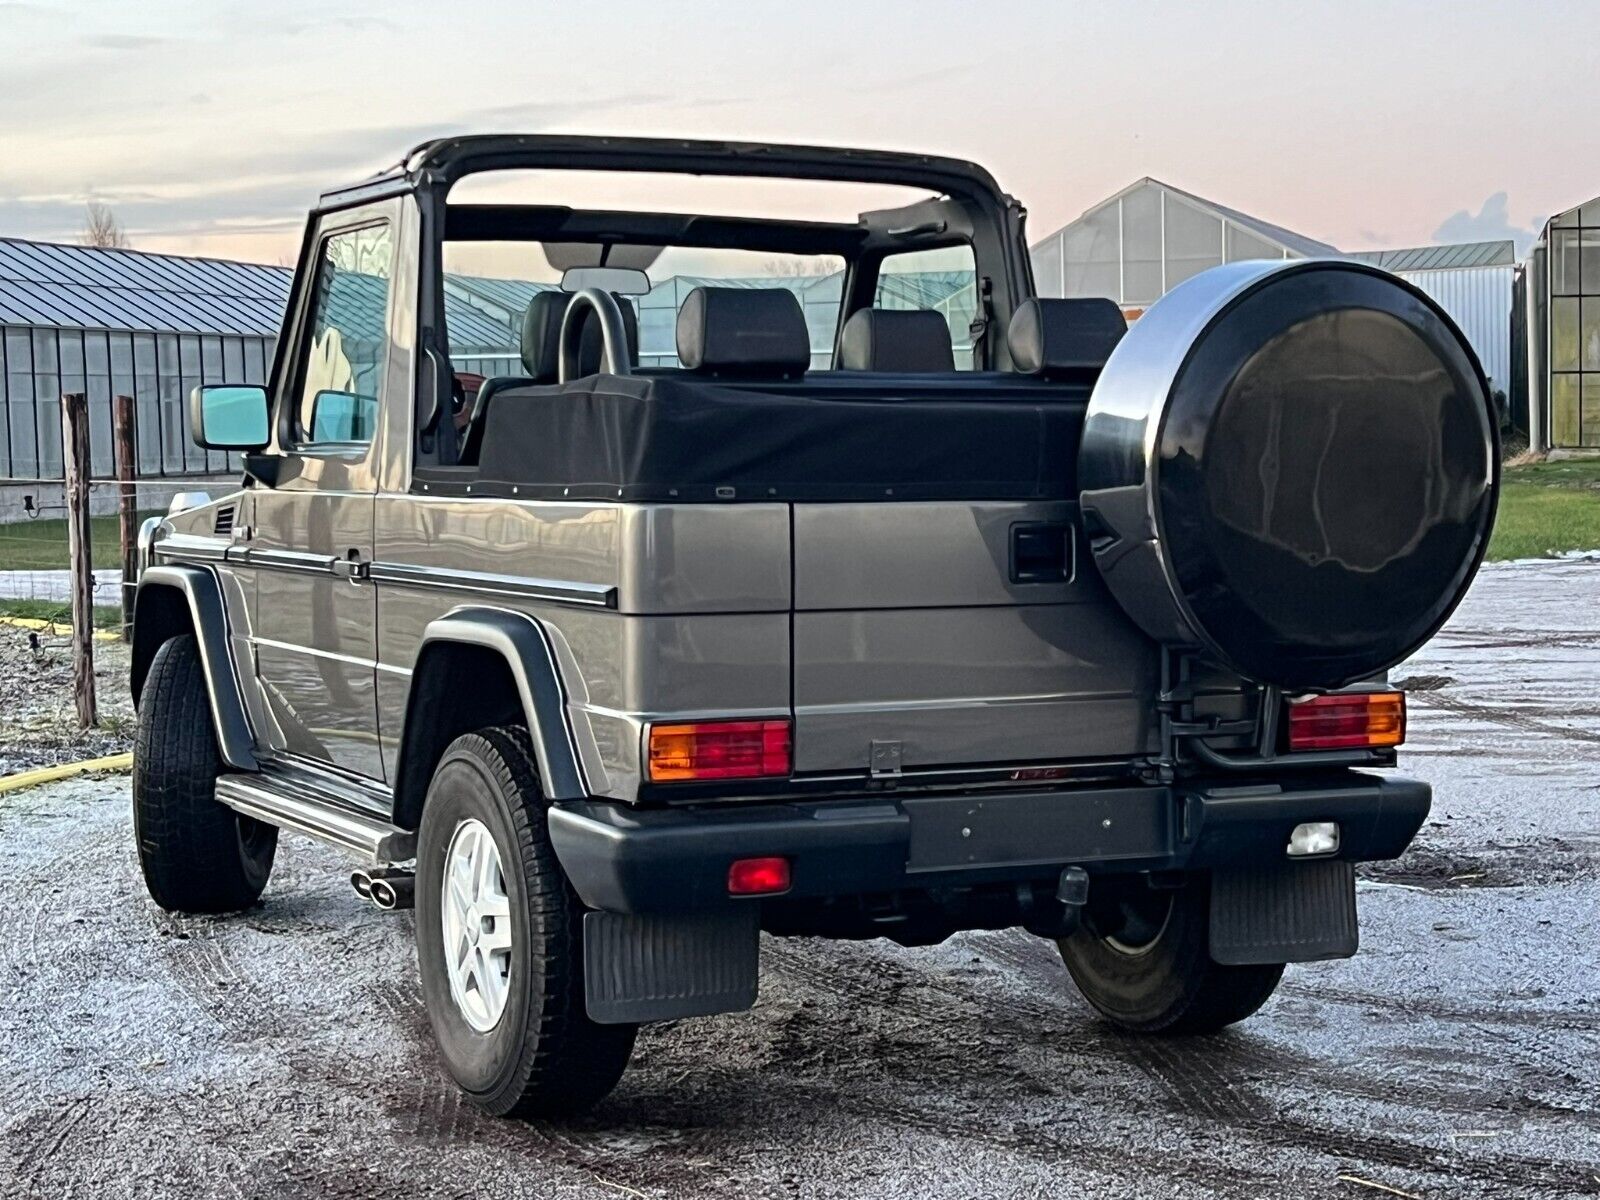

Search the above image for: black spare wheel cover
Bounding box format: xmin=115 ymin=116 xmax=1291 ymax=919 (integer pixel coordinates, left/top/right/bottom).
xmin=1079 ymin=260 xmax=1498 ymax=691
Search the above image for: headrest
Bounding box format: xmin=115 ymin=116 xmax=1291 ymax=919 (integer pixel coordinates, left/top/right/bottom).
xmin=838 ymin=308 xmax=956 ymax=372
xmin=1007 ymin=298 xmax=1127 ymax=377
xmin=521 ymin=291 xmax=638 ymax=382
xmin=675 ymin=287 xmax=810 ymax=377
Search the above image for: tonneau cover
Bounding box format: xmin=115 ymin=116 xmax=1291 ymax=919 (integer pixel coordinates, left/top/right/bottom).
xmin=442 ymin=373 xmax=1088 ymax=502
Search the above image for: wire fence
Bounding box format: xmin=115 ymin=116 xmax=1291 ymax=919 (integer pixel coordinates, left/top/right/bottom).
xmin=0 ymin=478 xmax=150 ymax=623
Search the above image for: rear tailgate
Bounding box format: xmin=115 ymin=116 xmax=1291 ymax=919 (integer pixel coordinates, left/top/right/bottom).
xmin=791 ymin=501 xmax=1160 ymax=775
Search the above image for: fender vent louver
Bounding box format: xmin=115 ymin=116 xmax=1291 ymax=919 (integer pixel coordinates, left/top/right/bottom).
xmin=213 ymin=505 xmax=235 ymax=536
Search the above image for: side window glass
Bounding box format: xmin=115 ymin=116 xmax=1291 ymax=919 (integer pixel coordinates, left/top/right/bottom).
xmin=873 ymin=245 xmax=978 ymax=369
xmin=293 ymin=223 xmax=392 ymax=447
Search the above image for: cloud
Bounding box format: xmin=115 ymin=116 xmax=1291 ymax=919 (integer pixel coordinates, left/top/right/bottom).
xmin=80 ymin=33 xmax=174 ymax=51
xmin=1433 ymin=192 xmax=1542 ymax=256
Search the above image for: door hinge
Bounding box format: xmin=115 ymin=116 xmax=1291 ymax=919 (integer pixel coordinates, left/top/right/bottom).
xmin=870 ymin=740 xmax=903 ymax=780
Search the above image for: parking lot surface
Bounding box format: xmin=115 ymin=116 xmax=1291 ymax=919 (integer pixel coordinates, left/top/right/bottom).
xmin=1 ymin=560 xmax=1597 ymax=1199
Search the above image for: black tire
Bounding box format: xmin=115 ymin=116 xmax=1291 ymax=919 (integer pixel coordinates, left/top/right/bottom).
xmin=1056 ymin=874 xmax=1283 ymax=1035
xmin=415 ymin=726 xmax=636 ymax=1119
xmin=133 ymin=634 xmax=277 ymax=914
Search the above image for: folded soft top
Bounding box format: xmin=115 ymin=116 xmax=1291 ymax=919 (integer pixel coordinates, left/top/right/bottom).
xmin=424 ymin=372 xmax=1090 ymax=502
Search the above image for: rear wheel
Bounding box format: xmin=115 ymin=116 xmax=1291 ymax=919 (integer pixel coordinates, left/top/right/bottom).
xmin=415 ymin=726 xmax=636 ymax=1119
xmin=1056 ymin=874 xmax=1283 ymax=1034
xmin=133 ymin=634 xmax=276 ymax=914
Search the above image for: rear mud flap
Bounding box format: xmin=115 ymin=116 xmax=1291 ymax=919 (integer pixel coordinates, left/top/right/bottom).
xmin=1209 ymin=860 xmax=1358 ymax=965
xmin=583 ymin=909 xmax=759 ymax=1024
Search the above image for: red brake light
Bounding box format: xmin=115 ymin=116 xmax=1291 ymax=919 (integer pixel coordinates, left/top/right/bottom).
xmin=647 ymin=719 xmax=792 ymax=782
xmin=1286 ymin=692 xmax=1405 ymax=752
xmin=728 ymin=856 xmax=791 ymax=896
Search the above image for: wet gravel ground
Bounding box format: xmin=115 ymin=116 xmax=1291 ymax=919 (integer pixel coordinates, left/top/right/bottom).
xmin=1 ymin=560 xmax=1598 ymax=1199
xmin=0 ymin=624 xmax=133 ymax=774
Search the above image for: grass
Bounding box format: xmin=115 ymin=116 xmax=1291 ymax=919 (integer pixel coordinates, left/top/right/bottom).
xmin=0 ymin=511 xmax=160 ymax=571
xmin=0 ymin=597 xmax=124 ymax=631
xmin=1487 ymin=456 xmax=1600 ymax=561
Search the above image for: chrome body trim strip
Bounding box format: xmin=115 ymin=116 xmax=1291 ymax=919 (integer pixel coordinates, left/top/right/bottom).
xmin=369 ymin=561 xmax=617 ymax=609
xmin=239 ymin=547 xmax=339 ymax=575
xmin=152 ymin=533 xmax=230 ymax=564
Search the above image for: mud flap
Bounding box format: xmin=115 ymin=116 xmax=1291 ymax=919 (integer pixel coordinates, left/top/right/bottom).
xmin=1208 ymin=860 xmax=1358 ymax=965
xmin=583 ymin=908 xmax=759 ymax=1024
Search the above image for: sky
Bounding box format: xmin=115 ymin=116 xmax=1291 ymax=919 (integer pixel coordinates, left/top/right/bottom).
xmin=1 ymin=0 xmax=1596 ymax=266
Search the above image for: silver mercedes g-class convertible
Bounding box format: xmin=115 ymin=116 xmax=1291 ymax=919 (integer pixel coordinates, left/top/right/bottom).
xmin=130 ymin=135 xmax=1498 ymax=1118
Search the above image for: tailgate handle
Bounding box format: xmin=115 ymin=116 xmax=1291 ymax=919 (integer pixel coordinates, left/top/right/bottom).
xmin=1010 ymin=522 xmax=1073 ymax=583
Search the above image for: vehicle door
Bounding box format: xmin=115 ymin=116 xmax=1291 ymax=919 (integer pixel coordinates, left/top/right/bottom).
xmin=245 ymin=210 xmax=396 ymax=779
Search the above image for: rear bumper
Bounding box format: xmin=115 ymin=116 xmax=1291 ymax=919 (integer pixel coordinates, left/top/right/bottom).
xmin=547 ymin=770 xmax=1430 ymax=914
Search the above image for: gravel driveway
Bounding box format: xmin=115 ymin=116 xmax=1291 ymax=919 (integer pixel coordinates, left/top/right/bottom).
xmin=1 ymin=561 xmax=1597 ymax=1199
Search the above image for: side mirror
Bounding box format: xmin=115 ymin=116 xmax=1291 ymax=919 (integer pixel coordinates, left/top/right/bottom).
xmin=190 ymin=384 xmax=269 ymax=450
xmin=308 ymin=389 xmax=377 ymax=443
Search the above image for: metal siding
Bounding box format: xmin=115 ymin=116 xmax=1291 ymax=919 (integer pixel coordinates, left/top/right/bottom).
xmin=1395 ymin=265 xmax=1514 ymax=394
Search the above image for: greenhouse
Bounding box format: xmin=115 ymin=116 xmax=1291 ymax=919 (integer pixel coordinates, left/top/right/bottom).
xmin=1520 ymin=195 xmax=1600 ymax=449
xmin=1028 ymin=177 xmax=1339 ymax=315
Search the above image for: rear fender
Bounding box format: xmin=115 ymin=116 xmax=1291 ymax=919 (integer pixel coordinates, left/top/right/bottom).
xmin=392 ymin=608 xmax=587 ymax=828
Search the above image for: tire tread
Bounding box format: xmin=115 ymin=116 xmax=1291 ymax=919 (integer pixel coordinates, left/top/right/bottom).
xmin=132 ymin=634 xmax=274 ymax=914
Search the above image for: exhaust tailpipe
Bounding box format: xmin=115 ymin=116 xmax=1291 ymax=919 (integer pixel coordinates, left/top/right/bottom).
xmin=370 ymin=873 xmax=415 ymax=911
xmin=352 ymin=866 xmax=414 ymax=910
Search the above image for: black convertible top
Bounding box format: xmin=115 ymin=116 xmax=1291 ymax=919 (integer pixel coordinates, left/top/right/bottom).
xmin=416 ymin=372 xmax=1090 ymax=503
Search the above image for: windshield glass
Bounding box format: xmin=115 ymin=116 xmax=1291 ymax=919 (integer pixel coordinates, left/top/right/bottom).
xmin=442 ymin=243 xmax=847 ymax=371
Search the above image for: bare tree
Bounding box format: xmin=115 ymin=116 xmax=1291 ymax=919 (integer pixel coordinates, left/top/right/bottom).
xmin=760 ymin=255 xmax=838 ymax=279
xmin=81 ymin=201 xmax=130 ymax=249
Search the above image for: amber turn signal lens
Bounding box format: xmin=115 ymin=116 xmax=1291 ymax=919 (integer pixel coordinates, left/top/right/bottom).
xmin=1286 ymin=691 xmax=1405 ymax=752
xmin=646 ymin=719 xmax=793 ymax=782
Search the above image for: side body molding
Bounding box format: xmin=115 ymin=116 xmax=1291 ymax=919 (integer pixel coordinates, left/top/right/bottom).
xmin=401 ymin=607 xmax=587 ymax=802
xmin=131 ymin=564 xmax=259 ymax=771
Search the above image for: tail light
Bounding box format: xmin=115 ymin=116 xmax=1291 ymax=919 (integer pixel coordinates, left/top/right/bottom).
xmin=1286 ymin=691 xmax=1405 ymax=752
xmin=646 ymin=719 xmax=792 ymax=782
xmin=728 ymin=856 xmax=791 ymax=896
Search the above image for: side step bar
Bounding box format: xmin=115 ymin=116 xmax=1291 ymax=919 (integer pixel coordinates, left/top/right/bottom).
xmin=215 ymin=774 xmax=415 ymax=863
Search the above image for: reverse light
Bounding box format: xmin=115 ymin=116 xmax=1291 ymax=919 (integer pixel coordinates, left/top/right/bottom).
xmin=1286 ymin=691 xmax=1405 ymax=752
xmin=1288 ymin=821 xmax=1340 ymax=857
xmin=727 ymin=856 xmax=791 ymax=896
xmin=646 ymin=719 xmax=793 ymax=782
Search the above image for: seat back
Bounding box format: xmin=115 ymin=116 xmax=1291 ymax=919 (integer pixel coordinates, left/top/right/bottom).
xmin=837 ymin=308 xmax=956 ymax=372
xmin=675 ymin=287 xmax=810 ymax=379
xmin=1006 ymin=298 xmax=1127 ymax=379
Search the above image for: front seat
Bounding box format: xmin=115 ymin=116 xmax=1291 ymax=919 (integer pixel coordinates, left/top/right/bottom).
xmin=460 ymin=291 xmax=639 ymax=464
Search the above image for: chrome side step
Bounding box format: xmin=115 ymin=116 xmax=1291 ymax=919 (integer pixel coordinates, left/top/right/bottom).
xmin=215 ymin=773 xmax=415 ymax=864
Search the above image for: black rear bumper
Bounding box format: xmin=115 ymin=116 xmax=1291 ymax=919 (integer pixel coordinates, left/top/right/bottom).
xmin=547 ymin=770 xmax=1430 ymax=914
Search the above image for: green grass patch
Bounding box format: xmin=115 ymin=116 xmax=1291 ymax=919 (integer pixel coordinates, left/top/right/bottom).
xmin=0 ymin=512 xmax=161 ymax=571
xmin=0 ymin=597 xmax=124 ymax=630
xmin=1487 ymin=457 xmax=1600 ymax=561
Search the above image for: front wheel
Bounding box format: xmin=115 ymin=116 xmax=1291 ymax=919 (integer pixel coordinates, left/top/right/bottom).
xmin=415 ymin=727 xmax=636 ymax=1119
xmin=1056 ymin=874 xmax=1283 ymax=1034
xmin=133 ymin=634 xmax=276 ymax=914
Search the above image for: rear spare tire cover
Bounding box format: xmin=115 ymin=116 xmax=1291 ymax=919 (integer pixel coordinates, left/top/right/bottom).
xmin=1078 ymin=259 xmax=1498 ymax=691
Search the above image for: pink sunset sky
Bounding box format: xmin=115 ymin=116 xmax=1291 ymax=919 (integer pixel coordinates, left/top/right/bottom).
xmin=1 ymin=0 xmax=1595 ymax=264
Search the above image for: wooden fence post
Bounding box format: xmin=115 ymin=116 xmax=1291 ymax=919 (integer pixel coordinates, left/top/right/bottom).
xmin=114 ymin=394 xmax=138 ymax=642
xmin=61 ymin=392 xmax=97 ymax=728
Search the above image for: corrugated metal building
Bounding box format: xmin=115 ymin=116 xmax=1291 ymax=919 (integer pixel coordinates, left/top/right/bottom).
xmin=0 ymin=239 xmax=551 ymax=486
xmin=0 ymin=238 xmax=284 ymax=482
xmin=1030 ymin=179 xmax=1515 ymax=395
xmin=1349 ymin=242 xmax=1515 ymax=397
